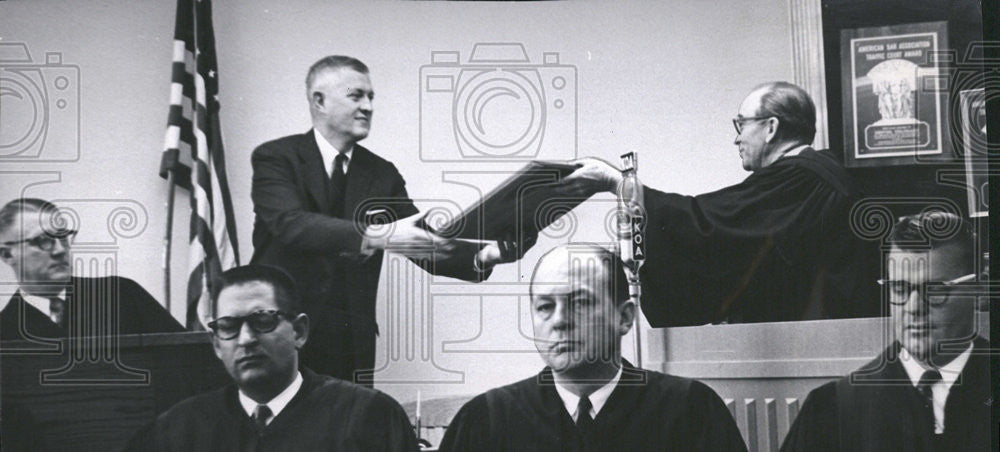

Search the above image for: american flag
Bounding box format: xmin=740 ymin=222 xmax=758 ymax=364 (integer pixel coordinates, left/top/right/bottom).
xmin=161 ymin=0 xmax=239 ymax=329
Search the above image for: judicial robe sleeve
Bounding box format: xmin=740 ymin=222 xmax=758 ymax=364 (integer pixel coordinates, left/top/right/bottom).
xmin=779 ymin=382 xmax=838 ymax=452
xmin=116 ymin=277 xmax=185 ymax=334
xmin=437 ymin=394 xmax=490 ymax=452
xmin=680 ymin=380 xmax=748 ymax=451
xmin=358 ymin=391 xmax=421 ymax=452
xmin=638 ymin=152 xmax=864 ymax=326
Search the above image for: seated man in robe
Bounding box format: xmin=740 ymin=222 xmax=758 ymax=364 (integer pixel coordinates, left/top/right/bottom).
xmin=439 ymin=244 xmax=746 ymax=451
xmin=781 ymin=212 xmax=989 ymax=451
xmin=126 ymin=264 xmax=416 ymax=451
xmin=0 ymin=198 xmax=183 ymax=341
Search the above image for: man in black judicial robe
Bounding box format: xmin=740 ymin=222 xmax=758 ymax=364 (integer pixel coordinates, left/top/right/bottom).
xmin=560 ymin=82 xmax=876 ymax=324
xmin=781 ymin=213 xmax=989 ymax=451
xmin=0 ymin=198 xmax=183 ymax=341
xmin=439 ymin=244 xmax=746 ymax=451
xmin=127 ymin=265 xmax=417 ymax=451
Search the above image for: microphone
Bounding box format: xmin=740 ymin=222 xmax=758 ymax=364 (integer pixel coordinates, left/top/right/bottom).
xmin=617 ymin=151 xmax=646 ymax=367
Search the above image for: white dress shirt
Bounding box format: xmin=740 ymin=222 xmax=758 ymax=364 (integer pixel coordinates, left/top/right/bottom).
xmin=20 ymin=288 xmax=67 ymax=324
xmin=553 ymin=367 xmax=623 ymax=421
xmin=899 ymin=343 xmax=973 ymax=434
xmin=780 ymin=144 xmax=810 ymax=159
xmin=314 ymin=129 xmax=352 ymax=177
xmin=237 ymin=371 xmax=304 ymax=426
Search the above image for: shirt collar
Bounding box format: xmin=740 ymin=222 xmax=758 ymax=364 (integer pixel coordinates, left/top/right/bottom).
xmin=238 ymin=370 xmax=303 ymax=422
xmin=19 ymin=288 xmax=67 ymax=319
xmin=313 ymin=129 xmax=352 ymax=177
xmin=779 ymin=144 xmax=811 ymax=160
xmin=899 ymin=342 xmax=973 ymax=391
xmin=553 ymin=367 xmax=622 ymax=420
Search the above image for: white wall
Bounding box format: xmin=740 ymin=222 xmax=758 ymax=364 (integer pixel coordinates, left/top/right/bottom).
xmin=0 ymin=0 xmax=793 ymax=403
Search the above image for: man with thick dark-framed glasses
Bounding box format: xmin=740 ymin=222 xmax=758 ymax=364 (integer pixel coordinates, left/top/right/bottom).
xmin=0 ymin=198 xmax=182 ymax=340
xmin=781 ymin=212 xmax=989 ymax=451
xmin=127 ymin=264 xmax=417 ymax=451
xmin=557 ymin=81 xmax=877 ymax=325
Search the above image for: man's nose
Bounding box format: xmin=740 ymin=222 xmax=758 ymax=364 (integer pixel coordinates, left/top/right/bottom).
xmin=902 ymin=286 xmax=930 ymax=313
xmin=50 ymin=238 xmax=69 ymax=255
xmin=550 ymin=303 xmax=571 ymax=330
xmin=360 ymin=96 xmax=373 ymax=112
xmin=236 ymin=322 xmax=259 ymax=346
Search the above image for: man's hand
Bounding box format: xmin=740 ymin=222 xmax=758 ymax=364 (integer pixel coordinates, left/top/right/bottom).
xmin=363 ymin=212 xmax=460 ymax=258
xmin=558 ymin=157 xmax=624 ymax=198
xmin=474 ymin=233 xmax=538 ymax=271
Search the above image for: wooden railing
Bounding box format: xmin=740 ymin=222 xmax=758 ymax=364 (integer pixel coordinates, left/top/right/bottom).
xmin=1 ymin=332 xmax=230 ymax=452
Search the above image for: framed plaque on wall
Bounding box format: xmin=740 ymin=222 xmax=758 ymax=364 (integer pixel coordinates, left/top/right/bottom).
xmin=840 ymin=21 xmax=949 ymax=167
xmin=960 ymin=87 xmax=988 ymax=218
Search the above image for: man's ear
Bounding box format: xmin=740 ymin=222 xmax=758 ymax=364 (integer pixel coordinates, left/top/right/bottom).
xmin=618 ymin=300 xmax=636 ymax=336
xmin=292 ymin=313 xmax=309 ymax=349
xmin=211 ymin=335 xmax=224 ymax=360
xmin=0 ymin=246 xmax=14 ymax=266
xmin=310 ymin=91 xmax=324 ymax=111
xmin=764 ymin=117 xmax=780 ymax=143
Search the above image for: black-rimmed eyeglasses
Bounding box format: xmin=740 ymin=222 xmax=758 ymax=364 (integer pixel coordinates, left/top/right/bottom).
xmin=877 ymin=273 xmax=977 ymax=306
xmin=732 ymin=116 xmax=773 ymax=134
xmin=2 ymin=229 xmax=77 ymax=252
xmin=207 ymin=309 xmax=292 ymax=340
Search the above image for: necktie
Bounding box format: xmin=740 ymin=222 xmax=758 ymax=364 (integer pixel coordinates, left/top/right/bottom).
xmin=576 ymin=396 xmax=594 ymax=435
xmin=330 ymin=153 xmax=348 ymax=216
xmin=917 ymin=369 xmax=942 ymax=432
xmin=252 ymin=404 xmax=272 ymax=432
xmin=48 ymin=296 xmax=67 ymax=329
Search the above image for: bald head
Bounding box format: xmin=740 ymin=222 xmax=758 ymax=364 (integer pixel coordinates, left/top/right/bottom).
xmin=747 ymin=81 xmax=816 ymax=145
xmin=530 ymin=244 xmax=629 ymax=305
xmin=734 ymin=82 xmax=816 ymax=171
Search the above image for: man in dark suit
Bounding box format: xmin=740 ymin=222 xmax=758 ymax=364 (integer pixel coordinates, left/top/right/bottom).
xmin=127 ymin=264 xmax=417 ymax=451
xmin=250 ymin=55 xmax=523 ymax=385
xmin=0 ymin=198 xmax=183 ymax=341
xmin=439 ymin=244 xmax=746 ymax=451
xmin=558 ymin=82 xmax=876 ymax=324
xmin=781 ymin=212 xmax=989 ymax=451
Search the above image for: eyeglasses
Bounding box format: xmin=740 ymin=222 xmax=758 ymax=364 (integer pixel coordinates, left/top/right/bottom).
xmin=732 ymin=116 xmax=773 ymax=134
xmin=207 ymin=309 xmax=292 ymax=340
xmin=877 ymin=273 xmax=977 ymax=306
xmin=2 ymin=229 xmax=77 ymax=252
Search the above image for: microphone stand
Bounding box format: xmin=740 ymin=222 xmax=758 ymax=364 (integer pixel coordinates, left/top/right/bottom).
xmin=617 ymin=152 xmax=646 ymax=369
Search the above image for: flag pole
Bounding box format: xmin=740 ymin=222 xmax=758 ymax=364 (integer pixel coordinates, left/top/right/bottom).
xmin=164 ymin=172 xmax=175 ymax=313
xmin=161 ymin=148 xmax=180 ymax=313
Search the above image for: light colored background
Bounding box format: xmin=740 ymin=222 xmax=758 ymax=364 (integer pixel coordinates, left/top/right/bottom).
xmin=0 ymin=0 xmax=793 ymax=403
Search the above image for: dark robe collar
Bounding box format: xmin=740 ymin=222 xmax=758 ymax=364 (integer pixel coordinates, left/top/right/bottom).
xmin=222 ymin=366 xmax=326 ymax=432
xmin=532 ymin=360 xmax=649 ymax=425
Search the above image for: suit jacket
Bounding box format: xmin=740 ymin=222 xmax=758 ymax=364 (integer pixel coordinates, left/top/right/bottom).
xmin=439 ymin=362 xmax=747 ymax=451
xmin=126 ymin=367 xmax=418 ymax=452
xmin=0 ymin=275 xmax=183 ymax=341
xmin=781 ymin=338 xmax=991 ymax=451
xmin=250 ymin=130 xmax=484 ymax=382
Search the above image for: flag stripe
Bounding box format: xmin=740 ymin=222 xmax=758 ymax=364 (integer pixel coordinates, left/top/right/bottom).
xmin=164 ymin=0 xmax=239 ymax=330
